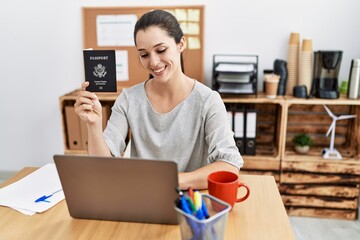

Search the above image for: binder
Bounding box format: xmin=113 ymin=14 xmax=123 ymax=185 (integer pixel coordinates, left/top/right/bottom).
xmin=65 ymin=106 xmax=83 ymax=150
xmin=245 ymin=108 xmax=257 ymax=155
xmin=234 ymin=106 xmax=245 ymax=154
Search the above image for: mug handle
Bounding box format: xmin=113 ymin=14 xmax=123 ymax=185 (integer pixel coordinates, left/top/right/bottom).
xmin=236 ymin=183 xmax=250 ymax=202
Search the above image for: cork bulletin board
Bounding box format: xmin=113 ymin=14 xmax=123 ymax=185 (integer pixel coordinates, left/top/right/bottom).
xmin=82 ymin=6 xmax=205 ymax=89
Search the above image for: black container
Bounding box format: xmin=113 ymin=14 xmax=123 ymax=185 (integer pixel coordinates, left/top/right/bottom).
xmin=293 ymin=85 xmax=307 ymax=98
xmin=310 ymin=50 xmax=342 ymax=99
xmin=274 ymin=59 xmax=287 ymax=96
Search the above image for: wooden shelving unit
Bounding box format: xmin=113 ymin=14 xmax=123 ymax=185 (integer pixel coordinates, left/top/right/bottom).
xmin=279 ymin=96 xmax=360 ymax=220
xmin=222 ymin=93 xmax=285 ymax=182
xmin=59 ymin=90 xmax=360 ymax=219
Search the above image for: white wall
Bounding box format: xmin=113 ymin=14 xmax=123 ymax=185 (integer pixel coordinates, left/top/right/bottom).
xmin=1 ymin=0 xmax=359 ymax=176
xmin=204 ymin=0 xmax=360 ymax=87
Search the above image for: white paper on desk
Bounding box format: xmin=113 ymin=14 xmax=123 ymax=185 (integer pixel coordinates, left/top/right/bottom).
xmin=0 ymin=163 xmax=64 ymax=215
xmin=11 ymin=206 xmax=37 ymax=215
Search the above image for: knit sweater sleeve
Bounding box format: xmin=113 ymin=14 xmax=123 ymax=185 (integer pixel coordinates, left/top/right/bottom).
xmin=203 ymin=91 xmax=243 ymax=170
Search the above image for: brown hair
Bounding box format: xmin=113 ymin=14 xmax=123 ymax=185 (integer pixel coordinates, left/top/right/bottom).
xmin=134 ymin=10 xmax=185 ymax=76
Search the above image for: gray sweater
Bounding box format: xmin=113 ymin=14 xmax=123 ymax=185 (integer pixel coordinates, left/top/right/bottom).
xmin=103 ymin=81 xmax=243 ymax=172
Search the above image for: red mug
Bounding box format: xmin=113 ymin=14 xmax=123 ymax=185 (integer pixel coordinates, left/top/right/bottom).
xmin=208 ymin=171 xmax=250 ymax=210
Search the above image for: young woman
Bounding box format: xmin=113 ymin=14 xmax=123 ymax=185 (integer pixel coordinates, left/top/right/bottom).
xmin=74 ymin=9 xmax=243 ymax=190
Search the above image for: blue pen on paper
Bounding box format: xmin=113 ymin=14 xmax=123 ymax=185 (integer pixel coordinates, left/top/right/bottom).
xmin=34 ymin=189 xmax=62 ymax=203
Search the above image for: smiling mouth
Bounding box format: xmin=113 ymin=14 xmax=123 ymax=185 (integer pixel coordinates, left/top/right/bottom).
xmin=152 ymin=66 xmax=166 ymax=75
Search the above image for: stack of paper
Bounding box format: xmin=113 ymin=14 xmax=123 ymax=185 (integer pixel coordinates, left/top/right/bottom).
xmin=0 ymin=163 xmax=64 ymax=215
xmin=218 ymin=83 xmax=254 ymax=94
xmin=215 ymin=63 xmax=254 ymax=72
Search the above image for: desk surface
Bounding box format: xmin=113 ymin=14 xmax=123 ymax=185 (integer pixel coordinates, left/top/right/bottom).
xmin=0 ymin=168 xmax=295 ymax=240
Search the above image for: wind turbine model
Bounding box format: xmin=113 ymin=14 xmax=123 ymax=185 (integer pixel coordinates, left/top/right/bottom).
xmin=322 ymin=105 xmax=356 ymax=159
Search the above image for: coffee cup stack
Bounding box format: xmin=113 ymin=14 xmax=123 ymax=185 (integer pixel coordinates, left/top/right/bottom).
xmin=298 ymin=39 xmax=313 ymax=97
xmin=287 ymin=32 xmax=300 ymax=95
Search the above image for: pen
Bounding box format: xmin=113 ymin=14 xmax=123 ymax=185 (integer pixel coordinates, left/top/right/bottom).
xmin=180 ymin=193 xmax=192 ymax=215
xmin=34 ymin=189 xmax=62 ymax=203
xmin=195 ymin=207 xmax=205 ymax=220
xmin=201 ymin=198 xmax=210 ymax=219
xmin=193 ymin=191 xmax=205 ymax=220
xmin=185 ymin=196 xmax=196 ymax=213
xmin=187 ymin=187 xmax=194 ymax=201
xmin=193 ymin=191 xmax=202 ymax=210
xmin=180 ymin=191 xmax=202 ymax=238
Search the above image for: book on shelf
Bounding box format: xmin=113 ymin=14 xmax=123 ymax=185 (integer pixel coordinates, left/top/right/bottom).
xmin=83 ymin=49 xmax=117 ymax=92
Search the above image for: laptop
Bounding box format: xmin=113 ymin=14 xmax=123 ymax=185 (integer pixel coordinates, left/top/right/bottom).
xmin=53 ymin=154 xmax=179 ymax=224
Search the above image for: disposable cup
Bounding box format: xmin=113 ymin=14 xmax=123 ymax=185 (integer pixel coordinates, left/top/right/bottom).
xmin=265 ymin=75 xmax=280 ymax=99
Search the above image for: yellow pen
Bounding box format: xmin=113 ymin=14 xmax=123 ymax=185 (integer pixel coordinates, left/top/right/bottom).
xmin=193 ymin=191 xmax=202 ymax=210
xmin=193 ymin=191 xmax=205 ymax=220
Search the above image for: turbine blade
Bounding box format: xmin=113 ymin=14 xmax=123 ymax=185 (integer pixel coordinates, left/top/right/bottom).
xmin=337 ymin=115 xmax=357 ymax=120
xmin=326 ymin=121 xmax=336 ymax=136
xmin=323 ymin=105 xmax=336 ymax=118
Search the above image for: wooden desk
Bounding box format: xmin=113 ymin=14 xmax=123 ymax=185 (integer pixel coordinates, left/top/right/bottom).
xmin=0 ymin=168 xmax=295 ymax=240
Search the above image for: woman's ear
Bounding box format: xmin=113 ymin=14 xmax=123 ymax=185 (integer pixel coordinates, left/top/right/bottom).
xmin=178 ymin=37 xmax=186 ymax=52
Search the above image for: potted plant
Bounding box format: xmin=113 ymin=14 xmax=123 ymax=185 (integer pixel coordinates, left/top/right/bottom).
xmin=292 ymin=133 xmax=313 ymax=154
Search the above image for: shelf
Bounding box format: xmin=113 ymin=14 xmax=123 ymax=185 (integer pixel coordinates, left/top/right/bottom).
xmin=284 ymin=95 xmax=360 ymax=106
xmin=59 ymin=88 xmax=121 ymax=101
xmin=242 ymin=156 xmax=280 ymax=167
xmin=278 ymin=98 xmax=360 ymax=219
xmin=283 ymin=148 xmax=360 ymax=163
xmin=224 ymin=96 xmax=285 ymax=161
xmin=281 ymin=101 xmax=360 ymax=161
xmin=223 ymin=96 xmax=284 ymax=182
xmin=64 ymin=149 xmax=87 ymax=155
xmin=222 ymin=93 xmax=284 ymax=104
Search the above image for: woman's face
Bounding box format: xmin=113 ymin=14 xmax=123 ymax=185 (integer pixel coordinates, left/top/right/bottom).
xmin=135 ymin=26 xmax=184 ymax=83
